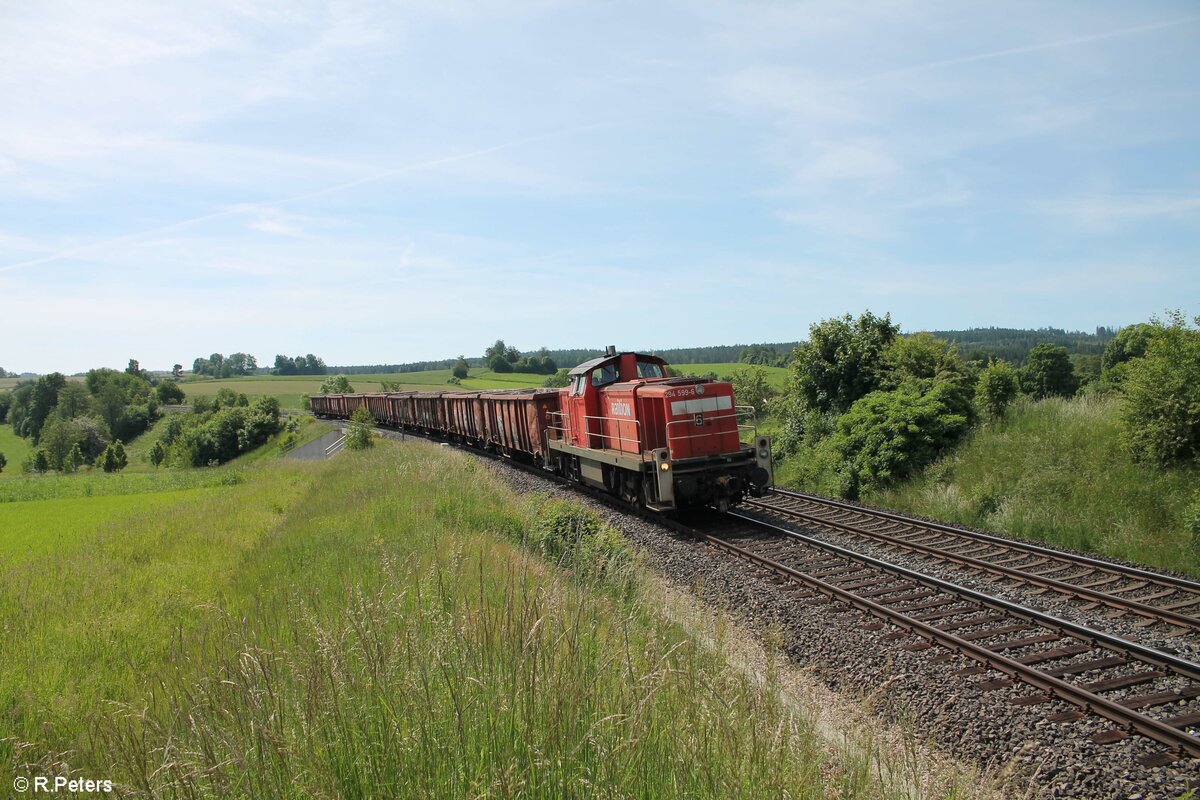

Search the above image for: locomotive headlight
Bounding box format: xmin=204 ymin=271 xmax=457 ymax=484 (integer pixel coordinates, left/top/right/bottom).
xmin=660 ymin=462 xmax=670 ymax=472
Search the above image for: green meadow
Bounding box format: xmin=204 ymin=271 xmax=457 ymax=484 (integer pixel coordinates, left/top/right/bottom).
xmin=0 ymin=440 xmax=973 ymax=798
xmin=179 ymin=362 xmax=782 ymax=408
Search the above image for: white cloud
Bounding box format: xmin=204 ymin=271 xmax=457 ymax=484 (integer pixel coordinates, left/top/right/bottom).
xmin=1042 ymin=193 xmax=1200 ymax=229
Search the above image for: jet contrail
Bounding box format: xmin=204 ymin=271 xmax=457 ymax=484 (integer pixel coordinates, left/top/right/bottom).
xmin=0 ymin=122 xmax=610 ymax=274
xmin=857 ymin=14 xmax=1200 ymax=85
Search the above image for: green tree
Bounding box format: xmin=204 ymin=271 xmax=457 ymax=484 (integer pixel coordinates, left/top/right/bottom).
xmin=452 ymin=356 xmax=470 ymax=379
xmin=99 ymin=440 xmax=128 ymax=472
xmin=345 ymin=405 xmax=376 ymax=450
xmin=1102 ymin=323 xmax=1159 ymax=371
xmin=976 ymin=359 xmax=1020 ymax=419
xmin=53 ymin=382 xmax=92 ymax=419
xmin=9 ymin=372 xmax=66 ymax=441
xmin=156 ymin=381 xmax=185 ymax=404
xmin=1121 ymin=312 xmax=1200 ymax=466
xmin=319 ymin=374 xmax=355 ymax=394
xmin=730 ymin=366 xmax=777 ymax=416
xmin=39 ymin=417 xmax=87 ymax=470
xmin=740 ymin=344 xmax=780 ymax=366
xmin=0 ymin=390 xmax=11 ymax=423
xmin=63 ymin=443 xmax=83 ymax=473
xmin=488 ymin=355 xmax=513 ymax=374
xmin=0 ymin=452 xmax=6 ymax=473
xmin=150 ymin=440 xmax=166 ymax=468
xmin=543 ymin=368 xmax=571 ymax=388
xmin=172 ymin=364 xmax=184 ymax=378
xmin=790 ymin=311 xmax=900 ymax=413
xmin=1019 ymin=344 xmax=1079 ymax=399
xmin=30 ymin=447 xmax=51 ymax=474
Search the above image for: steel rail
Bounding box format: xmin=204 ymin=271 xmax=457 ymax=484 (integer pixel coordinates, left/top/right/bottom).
xmin=744 ymin=498 xmax=1200 ymax=633
xmin=770 ymin=487 xmax=1200 ymax=595
xmin=702 ymin=518 xmax=1200 ymax=759
xmin=721 ymin=511 xmax=1200 ymax=682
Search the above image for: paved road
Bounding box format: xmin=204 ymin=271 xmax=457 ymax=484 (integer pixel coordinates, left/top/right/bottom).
xmin=285 ymin=428 xmax=344 ymax=461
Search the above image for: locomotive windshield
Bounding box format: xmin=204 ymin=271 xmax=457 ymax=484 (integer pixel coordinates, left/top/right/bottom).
xmin=636 ymin=360 xmax=664 ymax=379
xmin=590 ymin=363 xmax=618 ymax=387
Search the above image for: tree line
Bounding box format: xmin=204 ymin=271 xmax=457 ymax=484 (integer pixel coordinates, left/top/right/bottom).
xmin=192 ymin=352 xmax=258 ymax=377
xmin=0 ymin=359 xmax=187 ymax=474
xmin=760 ymin=311 xmax=1200 ymax=500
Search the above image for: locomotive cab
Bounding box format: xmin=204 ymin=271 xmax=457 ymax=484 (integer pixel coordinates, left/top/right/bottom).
xmin=547 ymin=347 xmax=772 ymax=512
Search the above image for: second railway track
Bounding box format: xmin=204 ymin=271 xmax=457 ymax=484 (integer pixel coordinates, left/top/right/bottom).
xmin=692 ymin=510 xmax=1200 ymax=767
xmin=743 ymin=488 xmax=1200 ymax=635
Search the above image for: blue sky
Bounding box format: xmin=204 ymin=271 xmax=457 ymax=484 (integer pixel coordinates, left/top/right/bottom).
xmin=1 ymin=1 xmax=1197 ymax=373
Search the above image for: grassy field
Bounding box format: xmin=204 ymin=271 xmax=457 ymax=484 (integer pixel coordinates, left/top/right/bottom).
xmin=0 ymin=440 xmax=973 ymax=798
xmin=867 ymin=395 xmax=1200 ymax=575
xmin=673 ymin=362 xmax=790 ymax=389
xmin=0 ymin=423 xmax=32 ymax=475
xmin=177 ymin=362 xmax=785 ymax=408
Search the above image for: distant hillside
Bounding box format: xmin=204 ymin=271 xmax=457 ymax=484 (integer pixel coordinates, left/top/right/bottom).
xmin=330 ymin=342 xmax=801 ymax=374
xmin=927 ymin=327 xmax=1116 ymax=365
xmin=297 ymin=329 xmax=1124 ymax=377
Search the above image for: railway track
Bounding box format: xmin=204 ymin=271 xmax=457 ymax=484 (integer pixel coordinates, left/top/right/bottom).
xmin=742 ymin=489 xmax=1200 ymax=635
xmin=693 ymin=511 xmax=1200 ymax=767
xmin=367 ymin=423 xmax=1200 ymax=766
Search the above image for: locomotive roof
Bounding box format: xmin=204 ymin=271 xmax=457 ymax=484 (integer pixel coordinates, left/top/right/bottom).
xmin=567 ymin=352 xmax=665 ymax=377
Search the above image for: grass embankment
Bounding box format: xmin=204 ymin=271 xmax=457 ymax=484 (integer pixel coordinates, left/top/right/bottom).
xmin=867 ymin=396 xmax=1200 ymax=575
xmin=0 ymin=442 xmax=969 ymax=798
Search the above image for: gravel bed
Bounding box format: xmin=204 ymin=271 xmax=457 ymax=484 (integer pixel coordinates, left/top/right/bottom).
xmin=738 ymin=507 xmax=1200 ymax=664
xmin=483 ymin=457 xmax=1199 ymax=800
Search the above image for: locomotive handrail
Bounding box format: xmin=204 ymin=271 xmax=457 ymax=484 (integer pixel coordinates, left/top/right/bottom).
xmin=549 ymin=410 xmax=647 ymax=457
xmin=665 ymin=409 xmax=758 ymax=448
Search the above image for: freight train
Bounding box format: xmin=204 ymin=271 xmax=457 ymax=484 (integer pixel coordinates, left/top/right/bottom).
xmin=310 ymin=348 xmax=773 ymax=512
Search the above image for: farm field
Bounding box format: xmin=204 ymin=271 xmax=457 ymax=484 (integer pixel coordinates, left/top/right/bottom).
xmin=0 ymin=440 xmax=969 ymax=798
xmin=177 ymin=361 xmax=783 ymax=408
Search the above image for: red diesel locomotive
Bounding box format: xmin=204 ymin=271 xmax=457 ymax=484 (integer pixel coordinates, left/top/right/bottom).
xmin=310 ymin=348 xmax=773 ymax=512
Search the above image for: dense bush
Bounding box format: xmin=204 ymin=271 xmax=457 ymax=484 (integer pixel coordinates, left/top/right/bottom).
xmin=830 ymin=382 xmax=973 ymax=498
xmin=345 ymin=405 xmax=375 ymax=450
xmin=1121 ymin=312 xmax=1200 ymax=467
xmin=155 ymin=381 xmax=186 ymax=404
xmin=789 ymin=311 xmax=899 ymax=413
xmin=163 ymin=397 xmax=281 ymax=467
xmin=318 ymin=374 xmax=354 ymax=394
xmin=1019 ymin=344 xmax=1079 ymax=399
xmin=977 ymin=360 xmax=1020 ymax=419
xmin=729 ymin=366 xmax=776 ymax=416
xmin=528 ymin=497 xmax=632 ymax=583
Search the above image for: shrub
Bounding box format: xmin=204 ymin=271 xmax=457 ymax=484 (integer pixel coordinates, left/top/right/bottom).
xmin=528 ymin=498 xmax=632 ymax=583
xmin=543 ymin=368 xmax=570 ymax=388
xmin=977 ymin=359 xmax=1020 ymax=419
xmin=155 ymin=381 xmax=185 ymax=404
xmin=1019 ymin=344 xmax=1079 ymax=399
xmin=1121 ymin=312 xmax=1200 ymax=466
xmin=831 ymin=382 xmax=972 ymax=498
xmin=730 ymin=366 xmax=776 ymax=417
xmin=345 ymin=405 xmax=376 ymax=450
xmin=0 ymin=451 xmax=6 ymax=473
xmin=319 ymin=374 xmax=354 ymax=394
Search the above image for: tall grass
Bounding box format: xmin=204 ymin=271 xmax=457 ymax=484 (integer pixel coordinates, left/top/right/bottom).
xmin=1 ymin=443 xmax=959 ymax=798
xmin=871 ymin=395 xmax=1200 ymax=574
